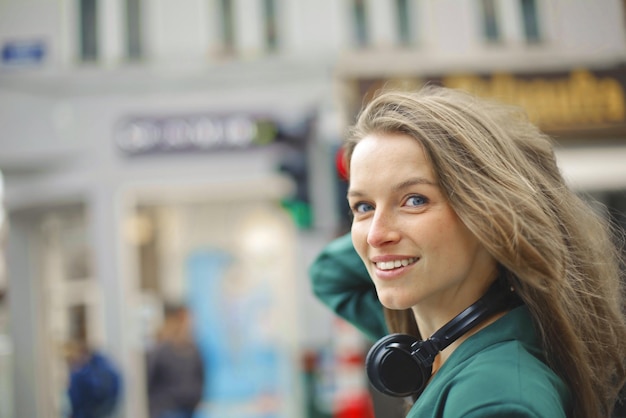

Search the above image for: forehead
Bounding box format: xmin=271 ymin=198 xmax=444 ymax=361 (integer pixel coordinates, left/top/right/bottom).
xmin=349 ymin=133 xmax=435 ymax=179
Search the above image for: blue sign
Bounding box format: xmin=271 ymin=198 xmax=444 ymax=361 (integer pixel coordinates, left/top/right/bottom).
xmin=2 ymin=40 xmax=45 ymax=66
xmin=186 ymin=250 xmax=293 ymax=418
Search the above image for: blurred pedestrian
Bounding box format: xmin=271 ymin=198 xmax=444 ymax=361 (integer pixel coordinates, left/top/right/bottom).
xmin=146 ymin=303 xmax=204 ymax=418
xmin=64 ymin=339 xmax=122 ymax=418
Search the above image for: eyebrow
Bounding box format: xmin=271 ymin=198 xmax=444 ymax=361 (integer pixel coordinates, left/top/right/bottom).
xmin=347 ymin=177 xmax=437 ymax=198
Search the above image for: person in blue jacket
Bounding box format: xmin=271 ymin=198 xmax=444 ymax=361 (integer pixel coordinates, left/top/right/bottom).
xmin=310 ymin=86 xmax=626 ymax=418
xmin=65 ymin=339 xmax=122 ymax=418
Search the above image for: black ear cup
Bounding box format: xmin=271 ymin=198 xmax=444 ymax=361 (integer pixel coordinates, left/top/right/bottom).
xmin=366 ymin=333 xmax=431 ymax=397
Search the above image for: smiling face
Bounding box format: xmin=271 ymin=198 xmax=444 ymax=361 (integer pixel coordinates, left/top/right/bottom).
xmin=348 ymin=133 xmax=498 ymax=328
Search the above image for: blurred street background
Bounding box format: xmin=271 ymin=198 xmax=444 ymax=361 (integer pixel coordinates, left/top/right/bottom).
xmin=0 ymin=1 xmax=625 ymax=417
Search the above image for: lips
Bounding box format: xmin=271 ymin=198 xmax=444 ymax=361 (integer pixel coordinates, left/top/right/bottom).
xmin=374 ymin=257 xmax=419 ymax=271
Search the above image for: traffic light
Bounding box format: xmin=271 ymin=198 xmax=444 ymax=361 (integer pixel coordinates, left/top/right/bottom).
xmin=334 ymin=146 xmax=351 ymax=233
xmin=277 ymin=147 xmax=312 ymax=229
xmin=335 ymin=146 xmax=348 ymax=182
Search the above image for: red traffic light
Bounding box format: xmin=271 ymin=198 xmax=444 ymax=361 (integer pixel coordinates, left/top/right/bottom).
xmin=335 ymin=147 xmax=348 ymax=181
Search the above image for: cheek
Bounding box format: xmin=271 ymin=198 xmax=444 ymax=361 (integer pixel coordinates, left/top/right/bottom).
xmin=423 ymin=217 xmax=453 ymax=248
xmin=427 ymin=217 xmax=474 ymax=258
xmin=351 ymin=223 xmax=369 ymax=260
xmin=441 ymin=222 xmax=483 ymax=264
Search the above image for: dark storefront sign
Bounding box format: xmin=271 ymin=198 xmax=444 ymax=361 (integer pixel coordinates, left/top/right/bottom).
xmin=355 ymin=66 xmax=626 ymax=140
xmin=115 ymin=115 xmax=277 ymax=155
xmin=115 ymin=113 xmax=313 ymax=156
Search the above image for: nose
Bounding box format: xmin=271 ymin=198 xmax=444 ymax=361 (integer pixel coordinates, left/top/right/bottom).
xmin=367 ymin=209 xmax=401 ymax=248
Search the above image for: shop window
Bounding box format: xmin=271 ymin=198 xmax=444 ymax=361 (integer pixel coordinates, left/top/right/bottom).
xmin=219 ymin=0 xmax=235 ymax=53
xmin=353 ymin=0 xmax=369 ymax=48
xmin=264 ymin=0 xmax=279 ymax=52
xmin=126 ymin=0 xmax=143 ymax=60
xmin=520 ymin=0 xmax=541 ymax=43
xmin=128 ymin=207 xmax=161 ymax=293
xmin=42 ymin=207 xmax=91 ymax=281
xmin=480 ymin=0 xmax=501 ymax=43
xmin=68 ymin=304 xmax=88 ymax=341
xmin=79 ymin=0 xmax=98 ymax=62
xmin=396 ymin=0 xmax=413 ymax=46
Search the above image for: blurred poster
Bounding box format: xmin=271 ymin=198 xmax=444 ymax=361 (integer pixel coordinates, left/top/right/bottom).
xmin=186 ymin=249 xmax=293 ymax=418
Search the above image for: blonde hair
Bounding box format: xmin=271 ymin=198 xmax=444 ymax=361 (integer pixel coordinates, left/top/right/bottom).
xmin=344 ymin=85 xmax=626 ymax=418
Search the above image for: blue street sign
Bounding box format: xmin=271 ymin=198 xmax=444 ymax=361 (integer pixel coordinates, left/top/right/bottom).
xmin=2 ymin=40 xmax=45 ymax=66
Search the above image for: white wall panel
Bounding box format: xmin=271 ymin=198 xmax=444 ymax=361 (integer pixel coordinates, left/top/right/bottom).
xmin=147 ymin=0 xmax=210 ymax=61
xmin=98 ymin=0 xmax=124 ymax=65
xmin=236 ymin=0 xmax=264 ymax=55
xmin=368 ymin=0 xmax=396 ymax=48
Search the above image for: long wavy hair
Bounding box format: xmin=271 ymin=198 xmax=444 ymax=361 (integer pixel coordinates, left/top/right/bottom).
xmin=343 ymin=85 xmax=626 ymax=418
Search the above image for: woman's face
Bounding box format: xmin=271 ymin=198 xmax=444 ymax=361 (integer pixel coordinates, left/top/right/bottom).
xmin=348 ymin=133 xmax=497 ymax=320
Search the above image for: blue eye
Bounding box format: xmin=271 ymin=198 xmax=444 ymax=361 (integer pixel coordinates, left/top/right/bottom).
xmin=353 ymin=202 xmax=374 ymax=213
xmin=406 ymin=195 xmax=427 ymax=207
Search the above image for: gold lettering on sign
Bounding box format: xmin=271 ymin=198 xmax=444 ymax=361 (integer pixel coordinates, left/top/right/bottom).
xmin=442 ymin=70 xmax=625 ymax=129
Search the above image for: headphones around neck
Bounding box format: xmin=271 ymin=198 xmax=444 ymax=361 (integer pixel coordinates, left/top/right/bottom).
xmin=365 ymin=279 xmax=521 ymax=399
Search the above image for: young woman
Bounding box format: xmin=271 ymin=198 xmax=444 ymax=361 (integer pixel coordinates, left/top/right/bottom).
xmin=310 ymin=86 xmax=626 ymax=418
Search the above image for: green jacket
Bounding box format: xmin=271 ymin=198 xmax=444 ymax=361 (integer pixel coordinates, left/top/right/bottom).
xmin=309 ymin=233 xmax=571 ymax=417
xmin=309 ymin=232 xmax=387 ymax=341
xmin=407 ymin=305 xmax=571 ymax=417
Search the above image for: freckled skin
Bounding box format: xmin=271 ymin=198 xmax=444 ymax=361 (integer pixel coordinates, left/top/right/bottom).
xmin=348 ymin=133 xmax=498 ymax=336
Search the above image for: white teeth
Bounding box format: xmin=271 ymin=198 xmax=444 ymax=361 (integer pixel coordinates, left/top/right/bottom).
xmin=380 ymin=261 xmax=394 ymax=270
xmin=376 ymin=258 xmax=417 ymax=271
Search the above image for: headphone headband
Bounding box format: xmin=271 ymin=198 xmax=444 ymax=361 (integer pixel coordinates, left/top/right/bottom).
xmin=427 ymin=279 xmax=516 ymax=355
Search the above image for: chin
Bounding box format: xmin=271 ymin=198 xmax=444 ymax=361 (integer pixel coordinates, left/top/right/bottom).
xmin=377 ymin=291 xmax=413 ymax=311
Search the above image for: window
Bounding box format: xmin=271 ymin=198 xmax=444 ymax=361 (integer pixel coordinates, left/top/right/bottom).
xmin=79 ymin=0 xmax=98 ymax=61
xmin=263 ymin=0 xmax=278 ymax=51
xmin=396 ymin=0 xmax=412 ymax=46
xmin=480 ymin=0 xmax=501 ymax=43
xmin=126 ymin=0 xmax=143 ymax=60
xmin=520 ymin=0 xmax=541 ymax=43
xmin=219 ymin=0 xmax=235 ymax=52
xmin=353 ymin=0 xmax=369 ymax=47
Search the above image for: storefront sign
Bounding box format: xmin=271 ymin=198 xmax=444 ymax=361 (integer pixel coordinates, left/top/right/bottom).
xmin=356 ymin=66 xmax=626 ymax=139
xmin=115 ymin=115 xmax=279 ymax=155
